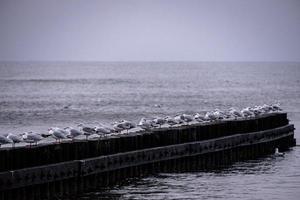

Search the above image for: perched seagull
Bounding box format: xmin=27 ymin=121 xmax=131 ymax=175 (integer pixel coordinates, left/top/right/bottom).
xmin=138 ymin=118 xmax=155 ymax=130
xmin=77 ymin=124 xmax=96 ymax=140
xmin=7 ymin=133 xmax=23 ymax=147
xmin=212 ymin=109 xmax=227 ymax=120
xmin=0 ymin=135 xmax=12 ymax=148
xmin=182 ymin=114 xmax=194 ymax=124
xmin=194 ymin=113 xmax=207 ymax=122
xmin=164 ymin=116 xmax=178 ymax=127
xmin=205 ymin=111 xmax=217 ymax=121
xmin=152 ymin=117 xmax=166 ymax=128
xmin=251 ymin=106 xmax=263 ymax=116
xmin=229 ymin=108 xmax=243 ymax=119
xmin=119 ymin=120 xmax=136 ymax=133
xmin=64 ymin=127 xmax=82 ymax=141
xmin=261 ymin=104 xmax=272 ymax=113
xmin=95 ymin=122 xmax=115 ymax=133
xmin=113 ymin=122 xmax=125 ymax=133
xmin=48 ymin=127 xmax=68 ymax=143
xmin=22 ymin=132 xmax=43 ymax=147
xmin=174 ymin=115 xmax=185 ymax=124
xmin=217 ymin=109 xmax=231 ymax=119
xmin=271 ymin=103 xmax=282 ymax=112
xmin=241 ymin=107 xmax=254 ymax=118
xmin=94 ymin=125 xmax=112 ymax=138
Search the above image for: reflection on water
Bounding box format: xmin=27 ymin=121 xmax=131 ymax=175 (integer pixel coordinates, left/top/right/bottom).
xmin=79 ymin=148 xmax=300 ymax=200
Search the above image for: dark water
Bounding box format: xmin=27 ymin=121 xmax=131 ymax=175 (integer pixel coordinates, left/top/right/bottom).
xmin=81 ymin=149 xmax=300 ymax=200
xmin=1 ymin=62 xmax=300 ymax=199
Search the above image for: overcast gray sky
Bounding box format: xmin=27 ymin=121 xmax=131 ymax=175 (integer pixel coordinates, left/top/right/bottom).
xmin=0 ymin=0 xmax=299 ymax=61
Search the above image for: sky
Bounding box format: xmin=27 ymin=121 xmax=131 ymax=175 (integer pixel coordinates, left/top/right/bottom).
xmin=0 ymin=0 xmax=299 ymax=62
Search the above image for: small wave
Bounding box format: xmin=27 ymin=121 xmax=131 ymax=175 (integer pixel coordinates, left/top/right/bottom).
xmin=0 ymin=78 xmax=140 ymax=85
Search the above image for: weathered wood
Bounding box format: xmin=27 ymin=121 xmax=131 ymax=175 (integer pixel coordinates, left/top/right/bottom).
xmin=0 ymin=124 xmax=294 ymax=192
xmin=0 ymin=113 xmax=289 ymax=172
xmin=0 ymin=113 xmax=296 ymax=200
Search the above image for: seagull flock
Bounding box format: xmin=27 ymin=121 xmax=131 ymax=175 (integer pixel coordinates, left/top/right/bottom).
xmin=0 ymin=103 xmax=282 ymax=148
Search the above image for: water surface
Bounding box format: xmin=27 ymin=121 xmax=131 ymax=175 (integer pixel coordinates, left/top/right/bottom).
xmin=1 ymin=62 xmax=299 ymax=199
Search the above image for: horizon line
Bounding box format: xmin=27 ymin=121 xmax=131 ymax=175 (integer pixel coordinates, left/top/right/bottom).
xmin=1 ymin=60 xmax=300 ymax=63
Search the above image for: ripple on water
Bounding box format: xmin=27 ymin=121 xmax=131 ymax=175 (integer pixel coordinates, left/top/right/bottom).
xmin=77 ymin=148 xmax=300 ymax=200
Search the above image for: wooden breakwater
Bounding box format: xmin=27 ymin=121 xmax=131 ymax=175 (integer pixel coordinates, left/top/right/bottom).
xmin=0 ymin=113 xmax=296 ymax=200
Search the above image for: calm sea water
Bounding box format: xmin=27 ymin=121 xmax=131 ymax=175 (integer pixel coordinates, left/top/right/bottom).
xmin=1 ymin=62 xmax=300 ymax=199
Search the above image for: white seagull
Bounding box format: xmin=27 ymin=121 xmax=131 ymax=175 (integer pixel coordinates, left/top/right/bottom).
xmin=182 ymin=114 xmax=194 ymax=124
xmin=251 ymin=106 xmax=263 ymax=116
xmin=194 ymin=113 xmax=207 ymax=122
xmin=119 ymin=120 xmax=136 ymax=133
xmin=94 ymin=124 xmax=112 ymax=138
xmin=138 ymin=118 xmax=155 ymax=130
xmin=64 ymin=127 xmax=82 ymax=141
xmin=274 ymin=148 xmax=284 ymax=157
xmin=77 ymin=124 xmax=96 ymax=140
xmin=229 ymin=108 xmax=243 ymax=119
xmin=48 ymin=127 xmax=68 ymax=143
xmin=212 ymin=109 xmax=226 ymax=120
xmin=241 ymin=107 xmax=254 ymax=118
xmin=205 ymin=111 xmax=217 ymax=121
xmin=174 ymin=115 xmax=185 ymax=124
xmin=113 ymin=122 xmax=125 ymax=133
xmin=261 ymin=104 xmax=272 ymax=113
xmin=7 ymin=133 xmax=23 ymax=147
xmin=0 ymin=135 xmax=13 ymax=148
xmin=22 ymin=132 xmax=43 ymax=147
xmin=164 ymin=116 xmax=178 ymax=127
xmin=152 ymin=117 xmax=166 ymax=128
xmin=271 ymin=103 xmax=282 ymax=112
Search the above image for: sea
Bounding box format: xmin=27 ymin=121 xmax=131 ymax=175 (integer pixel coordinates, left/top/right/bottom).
xmin=0 ymin=61 xmax=299 ymax=199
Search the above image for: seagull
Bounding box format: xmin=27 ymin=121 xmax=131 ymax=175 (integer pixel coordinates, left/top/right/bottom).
xmin=22 ymin=132 xmax=43 ymax=147
xmin=94 ymin=122 xmax=115 ymax=133
xmin=7 ymin=133 xmax=23 ymax=147
xmin=174 ymin=115 xmax=185 ymax=124
xmin=205 ymin=111 xmax=217 ymax=121
xmin=261 ymin=104 xmax=272 ymax=113
xmin=119 ymin=120 xmax=136 ymax=133
xmin=0 ymin=135 xmax=12 ymax=148
xmin=77 ymin=124 xmax=96 ymax=140
xmin=216 ymin=109 xmax=231 ymax=119
xmin=182 ymin=114 xmax=193 ymax=124
xmin=48 ymin=127 xmax=68 ymax=143
xmin=194 ymin=113 xmax=207 ymax=122
xmin=251 ymin=106 xmax=263 ymax=116
xmin=271 ymin=103 xmax=282 ymax=112
xmin=152 ymin=117 xmax=166 ymax=128
xmin=164 ymin=116 xmax=178 ymax=127
xmin=113 ymin=122 xmax=125 ymax=133
xmin=229 ymin=108 xmax=243 ymax=119
xmin=274 ymin=148 xmax=284 ymax=157
xmin=94 ymin=125 xmax=112 ymax=138
xmin=241 ymin=107 xmax=254 ymax=118
xmin=64 ymin=127 xmax=82 ymax=141
xmin=212 ymin=109 xmax=227 ymax=120
xmin=138 ymin=118 xmax=155 ymax=130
